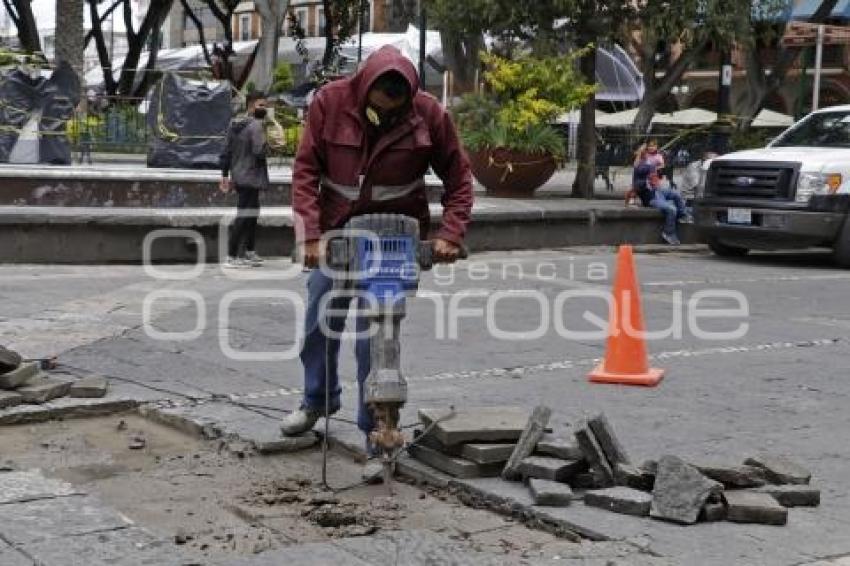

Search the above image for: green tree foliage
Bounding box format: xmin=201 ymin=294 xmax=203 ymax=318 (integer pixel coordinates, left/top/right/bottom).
xmin=270 ymin=62 xmax=295 ymax=94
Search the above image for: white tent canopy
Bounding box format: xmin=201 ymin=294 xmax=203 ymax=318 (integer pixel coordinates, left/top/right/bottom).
xmin=752 ymin=109 xmax=794 ymax=128
xmin=653 ymin=108 xmax=717 ymax=126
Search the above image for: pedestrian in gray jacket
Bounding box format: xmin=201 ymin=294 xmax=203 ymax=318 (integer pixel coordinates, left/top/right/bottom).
xmin=220 ymin=91 xmax=269 ymax=268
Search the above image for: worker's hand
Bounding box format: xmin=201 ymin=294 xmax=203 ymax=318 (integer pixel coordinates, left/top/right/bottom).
xmin=302 ymin=239 xmax=324 ymax=268
xmin=433 ymin=238 xmax=461 ymax=263
xmin=219 ymin=177 xmax=232 ymax=193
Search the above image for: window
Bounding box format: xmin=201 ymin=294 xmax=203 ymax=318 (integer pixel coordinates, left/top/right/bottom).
xmin=240 ymin=14 xmax=251 ymax=40
xmin=317 ymin=7 xmax=326 ymax=36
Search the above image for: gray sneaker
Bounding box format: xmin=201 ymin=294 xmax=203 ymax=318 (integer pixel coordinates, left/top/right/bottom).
xmin=223 ymin=256 xmax=250 ymax=269
xmin=661 ymin=232 xmax=681 ymax=246
xmin=280 ymin=408 xmax=321 ymax=436
xmin=245 ymin=251 xmax=264 ymax=266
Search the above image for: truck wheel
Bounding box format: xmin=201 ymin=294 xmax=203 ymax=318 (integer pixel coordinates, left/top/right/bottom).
xmin=707 ymin=238 xmax=749 ymax=258
xmin=832 ymin=219 xmax=850 ymax=268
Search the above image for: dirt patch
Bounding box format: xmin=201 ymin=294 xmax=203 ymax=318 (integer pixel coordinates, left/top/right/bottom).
xmin=0 ymin=413 xmax=599 ymax=561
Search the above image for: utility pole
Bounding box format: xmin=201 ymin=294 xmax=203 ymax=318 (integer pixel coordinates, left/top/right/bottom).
xmin=813 ymin=24 xmax=825 ymax=111
xmin=357 ymin=0 xmax=367 ymax=64
xmin=418 ymin=0 xmax=426 ymax=85
xmin=712 ymin=48 xmax=733 ymax=154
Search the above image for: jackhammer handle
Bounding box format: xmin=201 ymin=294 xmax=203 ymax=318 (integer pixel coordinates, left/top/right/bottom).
xmin=418 ymin=241 xmax=469 ymax=271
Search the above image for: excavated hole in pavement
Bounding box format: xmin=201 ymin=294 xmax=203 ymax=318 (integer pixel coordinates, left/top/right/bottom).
xmin=0 ymin=413 xmax=610 ymax=561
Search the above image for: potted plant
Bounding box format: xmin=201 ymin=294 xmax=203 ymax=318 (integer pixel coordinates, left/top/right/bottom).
xmin=454 ymin=51 xmax=595 ymax=197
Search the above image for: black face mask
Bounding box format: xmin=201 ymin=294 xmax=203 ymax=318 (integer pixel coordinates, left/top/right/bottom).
xmin=253 ymin=108 xmax=267 ymax=120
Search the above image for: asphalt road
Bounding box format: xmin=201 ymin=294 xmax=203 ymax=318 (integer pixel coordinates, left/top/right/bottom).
xmin=3 ymin=246 xmax=850 ymax=564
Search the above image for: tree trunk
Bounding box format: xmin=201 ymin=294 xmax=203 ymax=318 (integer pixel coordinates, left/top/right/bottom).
xmin=440 ymin=28 xmax=481 ymax=93
xmin=5 ymin=0 xmax=42 ymax=52
xmin=54 ymin=0 xmax=85 ymax=83
xmin=252 ymin=0 xmax=289 ymax=92
xmin=572 ymin=45 xmax=597 ymax=199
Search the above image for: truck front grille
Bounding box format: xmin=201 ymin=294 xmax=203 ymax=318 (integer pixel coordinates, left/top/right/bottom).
xmin=708 ymin=161 xmax=799 ymax=200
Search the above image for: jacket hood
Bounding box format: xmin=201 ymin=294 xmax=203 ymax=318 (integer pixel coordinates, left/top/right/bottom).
xmin=353 ymin=45 xmax=419 ymax=109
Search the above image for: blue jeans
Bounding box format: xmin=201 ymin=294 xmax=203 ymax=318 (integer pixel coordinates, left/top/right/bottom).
xmin=650 ymin=188 xmax=688 ymax=236
xmin=299 ymin=269 xmax=373 ymax=434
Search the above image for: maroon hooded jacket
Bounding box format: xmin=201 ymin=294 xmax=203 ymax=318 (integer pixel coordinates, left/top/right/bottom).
xmin=292 ymin=46 xmax=473 ymax=245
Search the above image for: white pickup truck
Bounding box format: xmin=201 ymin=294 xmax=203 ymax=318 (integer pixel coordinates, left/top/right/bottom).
xmin=694 ymin=105 xmax=850 ymax=266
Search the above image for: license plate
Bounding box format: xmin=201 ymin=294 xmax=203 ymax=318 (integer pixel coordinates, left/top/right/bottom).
xmin=727 ymin=208 xmax=752 ymax=225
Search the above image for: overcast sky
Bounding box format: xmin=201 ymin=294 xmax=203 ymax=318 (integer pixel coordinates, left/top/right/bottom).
xmin=1 ymin=0 xmax=134 ymax=34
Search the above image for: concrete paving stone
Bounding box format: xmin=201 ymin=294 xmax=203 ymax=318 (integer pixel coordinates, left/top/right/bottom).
xmin=751 ymin=484 xmax=821 ymax=507
xmin=396 ymin=454 xmax=453 ymax=488
xmin=0 ymin=362 xmax=39 ymax=390
xmin=68 ymin=375 xmax=109 ymax=398
xmin=0 ymin=470 xmax=80 ymax=504
xmin=216 ymin=541 xmax=373 ymax=566
xmin=0 ymin=345 xmax=22 ymax=374
xmin=418 ymin=406 xmax=530 ymax=446
xmin=461 ymin=443 xmax=516 ymax=464
xmin=502 ymin=405 xmax=551 ymax=481
xmin=408 ymin=444 xmax=502 ymax=479
xmin=16 ymin=375 xmax=72 ymax=404
xmin=571 ymin=472 xmax=598 ymax=489
xmin=614 ymin=463 xmax=655 ymax=492
xmin=334 ymin=528 xmax=505 ymax=566
xmin=519 ymin=456 xmax=586 ymax=482
xmin=0 ymin=540 xmax=32 ymax=566
xmin=745 ymin=453 xmax=812 ymax=485
xmin=724 ymin=490 xmax=788 ymax=526
xmin=413 ymin=430 xmax=462 ymax=456
xmin=0 ymin=390 xmax=23 ymax=409
xmin=536 ymin=435 xmax=584 ymax=461
xmin=699 ymin=502 xmax=727 ymax=522
xmin=584 ymin=487 xmax=652 ymax=517
xmin=574 ymin=426 xmax=615 ymax=487
xmin=650 ymin=455 xmax=723 ymax=525
xmin=0 ymin=495 xmax=132 ymax=544
xmin=21 ymin=526 xmax=203 ymax=566
xmin=528 ymin=478 xmax=574 ymax=506
xmin=692 ymin=460 xmax=767 ymax=488
xmin=587 ymin=414 xmax=630 ymax=466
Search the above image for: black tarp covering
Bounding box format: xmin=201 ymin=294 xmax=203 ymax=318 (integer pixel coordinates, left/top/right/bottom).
xmin=146 ymin=73 xmax=232 ymax=169
xmin=0 ymin=61 xmax=80 ymax=164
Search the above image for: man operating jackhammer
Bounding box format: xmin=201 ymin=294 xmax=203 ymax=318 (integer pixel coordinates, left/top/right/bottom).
xmin=281 ymin=46 xmax=474 ymax=481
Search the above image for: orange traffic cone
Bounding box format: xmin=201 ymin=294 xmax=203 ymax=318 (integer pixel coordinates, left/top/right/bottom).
xmin=588 ymin=245 xmax=664 ymax=387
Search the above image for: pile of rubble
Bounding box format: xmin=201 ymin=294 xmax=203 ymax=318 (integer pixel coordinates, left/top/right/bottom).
xmin=0 ymin=346 xmax=108 ymax=409
xmin=410 ymin=406 xmax=819 ymax=526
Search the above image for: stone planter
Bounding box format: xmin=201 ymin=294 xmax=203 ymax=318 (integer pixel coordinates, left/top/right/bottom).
xmin=468 ymin=148 xmax=557 ymax=198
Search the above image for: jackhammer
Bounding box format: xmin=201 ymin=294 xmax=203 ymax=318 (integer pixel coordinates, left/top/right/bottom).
xmin=324 ymin=213 xmax=461 ymax=492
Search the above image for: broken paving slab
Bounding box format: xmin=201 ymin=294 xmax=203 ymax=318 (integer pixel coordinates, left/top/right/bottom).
xmin=69 ymin=375 xmax=109 ymax=398
xmin=418 ymin=406 xmax=530 ymax=446
xmin=584 ymin=487 xmax=652 ymax=517
xmin=413 ymin=430 xmax=462 ymax=456
xmin=16 ymin=375 xmax=72 ymax=404
xmin=408 ymin=444 xmax=502 ymax=479
xmin=699 ymin=502 xmax=727 ymax=522
xmin=614 ymin=462 xmax=655 ymax=492
xmin=0 ymin=345 xmax=22 ymax=374
xmin=0 ymin=361 xmax=39 ymax=390
xmin=528 ymin=478 xmax=573 ymax=506
xmin=0 ymin=469 xmax=81 ymax=504
xmin=724 ymin=490 xmax=788 ymax=525
xmin=744 ymin=454 xmax=812 ymax=485
xmin=461 ymin=443 xmax=515 ymax=464
xmin=751 ymin=484 xmax=821 ymax=507
xmin=536 ymin=435 xmax=584 ymax=461
xmin=502 ymin=405 xmax=551 ymax=481
xmin=519 ymin=456 xmax=585 ymax=482
xmin=574 ymin=425 xmax=615 ymax=487
xmin=650 ymin=455 xmax=723 ymax=525
xmin=587 ymin=413 xmax=630 ymax=466
xmin=691 ymin=460 xmax=767 ymax=488
xmin=0 ymin=390 xmax=22 ymax=410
